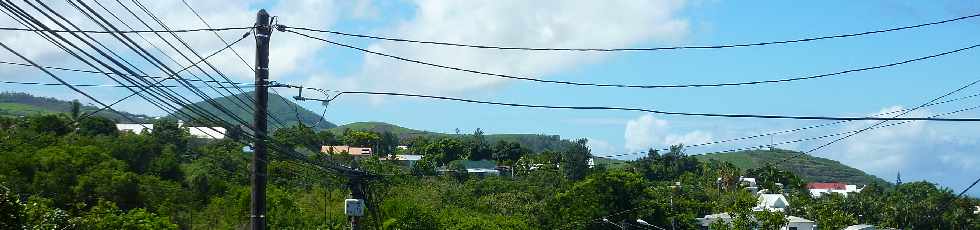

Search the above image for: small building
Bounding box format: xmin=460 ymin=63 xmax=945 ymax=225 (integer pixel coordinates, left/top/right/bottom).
xmin=188 ymin=127 xmax=226 ymax=139
xmin=844 ymin=224 xmax=876 ymax=230
xmin=321 ymin=145 xmax=373 ymax=156
xmin=438 ymin=160 xmax=500 ymax=177
xmin=807 ymin=182 xmax=863 ymax=198
xmin=381 ymin=154 xmax=423 ymax=167
xmin=753 ymin=194 xmax=789 ymax=212
xmin=974 ymin=206 xmax=980 ymax=215
xmin=696 ymin=213 xmax=815 ymax=230
xmin=116 ymin=124 xmax=153 ymax=134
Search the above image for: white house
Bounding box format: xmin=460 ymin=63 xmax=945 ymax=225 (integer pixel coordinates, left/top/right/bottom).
xmin=381 ymin=154 xmax=423 ymax=167
xmin=115 ymin=123 xmax=226 ymax=139
xmin=844 ymin=224 xmax=876 ymax=230
xmin=188 ymin=127 xmax=226 ymax=139
xmin=116 ymin=124 xmax=153 ymax=134
xmin=696 ymin=213 xmax=815 ymax=230
xmin=807 ymin=182 xmax=863 ymax=198
xmin=754 ymin=194 xmax=789 ymax=212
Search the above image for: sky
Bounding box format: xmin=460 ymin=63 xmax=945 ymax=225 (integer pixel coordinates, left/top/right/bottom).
xmin=2 ymin=0 xmax=980 ymax=195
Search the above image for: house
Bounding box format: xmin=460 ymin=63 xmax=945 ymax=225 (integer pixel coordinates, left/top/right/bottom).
xmin=438 ymin=160 xmax=500 ymax=177
xmin=321 ymin=145 xmax=373 ymax=156
xmin=188 ymin=127 xmax=226 ymax=139
xmin=974 ymin=206 xmax=980 ymax=214
xmin=116 ymin=124 xmax=153 ymax=134
xmin=844 ymin=224 xmax=876 ymax=230
xmin=740 ymin=177 xmax=759 ymax=193
xmin=116 ymin=123 xmax=226 ymax=139
xmin=696 ymin=212 xmax=815 ymax=230
xmin=807 ymin=182 xmax=863 ymax=198
xmin=381 ymin=154 xmax=423 ymax=167
xmin=754 ymin=194 xmax=790 ymax=212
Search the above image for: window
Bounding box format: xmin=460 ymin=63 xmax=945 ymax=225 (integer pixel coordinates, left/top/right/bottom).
xmin=789 ymin=227 xmax=797 ymax=230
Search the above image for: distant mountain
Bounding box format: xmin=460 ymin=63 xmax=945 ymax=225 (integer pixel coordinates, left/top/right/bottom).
xmin=170 ymin=91 xmax=336 ymax=130
xmin=0 ymin=92 xmax=152 ymax=122
xmin=330 ymin=122 xmax=577 ymax=153
xmin=696 ymin=149 xmax=890 ymax=186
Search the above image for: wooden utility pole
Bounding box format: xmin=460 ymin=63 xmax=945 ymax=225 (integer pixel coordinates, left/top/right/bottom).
xmin=251 ymin=9 xmax=271 ymax=230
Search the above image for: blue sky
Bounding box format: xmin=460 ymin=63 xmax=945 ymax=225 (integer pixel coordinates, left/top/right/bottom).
xmin=2 ymin=0 xmax=980 ymax=195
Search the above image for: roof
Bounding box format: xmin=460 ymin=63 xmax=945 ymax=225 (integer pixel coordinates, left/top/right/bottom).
xmin=116 ymin=124 xmax=153 ymax=133
xmin=321 ymin=146 xmax=373 ymax=156
xmin=807 ymin=182 xmax=847 ymax=190
xmin=844 ymin=224 xmax=875 ymax=230
xmin=188 ymin=127 xmax=225 ymax=139
xmin=384 ymin=155 xmax=422 ymax=161
xmin=454 ymin=160 xmax=497 ymax=169
xmin=755 ymin=194 xmax=789 ymax=211
xmin=786 ymin=215 xmax=814 ymax=223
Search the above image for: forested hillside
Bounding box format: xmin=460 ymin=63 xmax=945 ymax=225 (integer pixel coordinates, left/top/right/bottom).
xmin=696 ymin=149 xmax=890 ymax=186
xmin=331 ymin=122 xmax=575 ymax=153
xmin=0 ymin=92 xmax=152 ymax=122
xmin=3 ymin=114 xmax=978 ymax=229
xmin=170 ymin=91 xmax=336 ymax=130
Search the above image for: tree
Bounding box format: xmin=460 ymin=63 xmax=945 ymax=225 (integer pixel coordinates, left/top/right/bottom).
xmin=560 ymin=139 xmax=591 ymax=180
xmin=0 ymin=184 xmax=25 ymax=230
xmin=754 ymin=210 xmax=788 ymax=230
xmin=272 ymin=124 xmax=319 ymax=151
xmin=151 ymin=118 xmax=189 ymax=153
xmin=492 ymin=140 xmax=527 ymax=166
xmin=28 ymin=114 xmax=70 ymax=135
xmin=343 ymin=130 xmax=381 ymax=148
xmin=468 ymin=128 xmax=491 ymax=161
xmin=71 ymin=200 xmax=177 ymax=230
xmin=77 ymin=116 xmax=117 ymax=136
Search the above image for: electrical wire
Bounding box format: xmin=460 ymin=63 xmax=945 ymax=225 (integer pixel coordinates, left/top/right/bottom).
xmin=0 ymin=25 xmax=253 ymax=33
xmin=284 ymin=28 xmax=980 ymax=89
xmin=278 ymin=11 xmax=980 ymax=51
xmin=592 ymin=90 xmax=980 ymax=159
xmin=285 ymin=88 xmax=980 ymax=122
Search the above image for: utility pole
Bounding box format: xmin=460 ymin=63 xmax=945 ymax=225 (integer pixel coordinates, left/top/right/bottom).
xmin=251 ymin=9 xmax=271 ymax=230
xmin=347 ymin=176 xmax=366 ymax=230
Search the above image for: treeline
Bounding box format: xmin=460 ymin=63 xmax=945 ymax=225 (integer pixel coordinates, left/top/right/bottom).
xmin=0 ymin=92 xmax=151 ymax=122
xmin=1 ymin=114 xmax=979 ymax=229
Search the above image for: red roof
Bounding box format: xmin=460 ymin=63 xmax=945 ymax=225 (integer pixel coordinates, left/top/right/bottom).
xmin=807 ymin=182 xmax=846 ymax=190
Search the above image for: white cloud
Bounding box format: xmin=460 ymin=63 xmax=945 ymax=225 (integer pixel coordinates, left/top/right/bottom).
xmin=0 ymin=0 xmax=344 ymax=81
xmin=587 ymin=138 xmax=616 ymax=155
xmin=624 ymin=114 xmax=712 ymax=152
xmin=814 ymin=105 xmax=980 ymax=193
xmin=315 ymin=0 xmax=689 ymax=95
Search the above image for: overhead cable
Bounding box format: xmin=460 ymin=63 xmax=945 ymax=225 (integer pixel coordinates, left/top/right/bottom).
xmin=285 ymin=29 xmax=980 ymax=89
xmin=279 ymin=12 xmax=980 ymax=51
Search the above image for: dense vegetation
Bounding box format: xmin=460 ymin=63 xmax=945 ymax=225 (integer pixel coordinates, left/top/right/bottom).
xmin=1 ymin=113 xmax=978 ymax=229
xmin=697 ymin=149 xmax=889 ymax=186
xmin=331 ymin=122 xmax=575 ymax=153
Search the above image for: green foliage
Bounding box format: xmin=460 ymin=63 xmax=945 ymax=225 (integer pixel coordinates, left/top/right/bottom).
xmin=697 ymin=149 xmax=889 ymax=185
xmin=560 ymin=139 xmax=591 ymax=180
xmin=0 ymin=184 xmax=25 ymax=230
xmin=2 ymin=114 xmax=979 ymax=229
xmin=71 ymin=200 xmax=177 ymax=230
xmin=28 ymin=114 xmax=70 ymax=135
xmin=77 ymin=116 xmax=118 ymax=136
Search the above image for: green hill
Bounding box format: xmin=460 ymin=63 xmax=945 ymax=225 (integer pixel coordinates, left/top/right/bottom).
xmin=696 ymin=149 xmax=889 ymax=185
xmin=171 ymin=91 xmax=336 ymax=130
xmin=330 ymin=122 xmax=577 ymax=153
xmin=0 ymin=92 xmax=152 ymax=122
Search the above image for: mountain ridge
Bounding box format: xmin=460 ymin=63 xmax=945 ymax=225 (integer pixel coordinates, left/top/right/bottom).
xmin=696 ymin=149 xmax=890 ymax=186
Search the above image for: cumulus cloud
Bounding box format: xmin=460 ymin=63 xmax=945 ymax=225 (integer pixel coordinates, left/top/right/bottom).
xmin=0 ymin=0 xmax=343 ymax=81
xmin=624 ymin=114 xmax=712 ymax=152
xmin=815 ymin=105 xmax=980 ymax=192
xmin=310 ymin=0 xmax=689 ymax=95
xmin=587 ymin=138 xmax=616 ymax=155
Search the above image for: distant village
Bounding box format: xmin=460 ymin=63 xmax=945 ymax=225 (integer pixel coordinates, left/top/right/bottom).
xmin=115 ymin=122 xmax=973 ymax=230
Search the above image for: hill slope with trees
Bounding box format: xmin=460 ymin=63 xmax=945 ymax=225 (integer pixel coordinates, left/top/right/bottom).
xmin=696 ymin=149 xmax=890 ymax=185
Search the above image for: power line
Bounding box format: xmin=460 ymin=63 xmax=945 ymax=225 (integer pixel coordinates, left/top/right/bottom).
xmin=593 ymin=90 xmax=980 ymax=159
xmin=284 ymin=28 xmax=980 ymax=89
xmin=278 ymin=11 xmax=980 ymax=51
xmin=0 ymin=26 xmax=253 ymax=33
xmin=284 ymin=87 xmax=980 ymax=122
xmin=0 ymin=60 xmax=253 ymax=86
xmin=775 ymin=77 xmax=980 ymax=164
